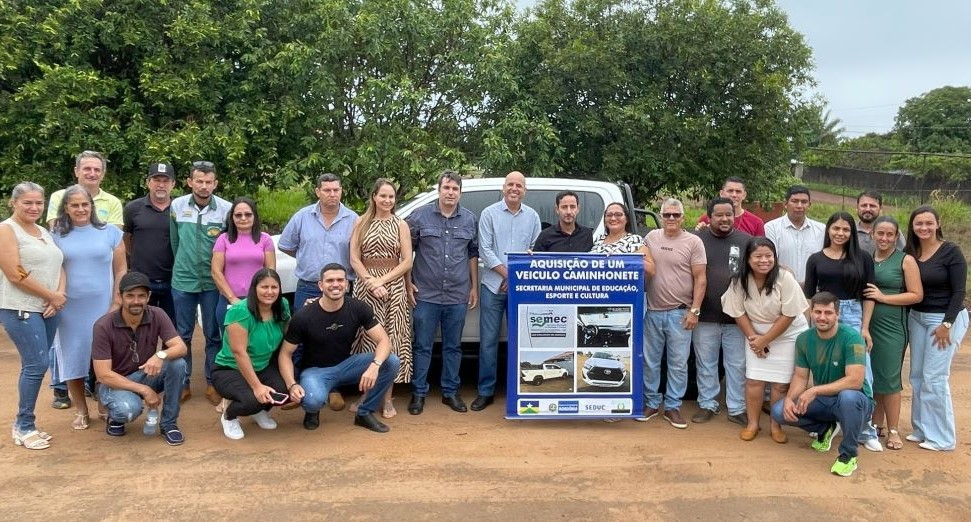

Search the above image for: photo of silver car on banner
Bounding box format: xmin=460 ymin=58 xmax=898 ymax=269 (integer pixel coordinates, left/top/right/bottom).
xmin=505 ymin=253 xmax=645 ymax=419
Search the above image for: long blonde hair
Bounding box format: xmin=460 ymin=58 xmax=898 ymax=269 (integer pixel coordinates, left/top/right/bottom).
xmin=353 ymin=178 xmax=397 ymax=250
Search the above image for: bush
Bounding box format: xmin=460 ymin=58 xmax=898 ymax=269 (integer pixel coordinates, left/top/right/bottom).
xmin=255 ymin=185 xmax=313 ymax=234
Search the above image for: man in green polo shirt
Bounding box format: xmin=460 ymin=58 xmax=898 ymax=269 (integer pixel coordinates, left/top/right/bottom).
xmin=771 ymin=291 xmax=874 ymax=477
xmin=169 ymin=161 xmax=231 ymax=403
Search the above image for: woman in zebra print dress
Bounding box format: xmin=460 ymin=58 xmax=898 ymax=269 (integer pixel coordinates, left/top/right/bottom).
xmin=349 ymin=178 xmax=413 ymax=418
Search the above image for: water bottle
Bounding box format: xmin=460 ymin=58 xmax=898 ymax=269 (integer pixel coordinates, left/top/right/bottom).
xmin=143 ymin=408 xmax=159 ymax=435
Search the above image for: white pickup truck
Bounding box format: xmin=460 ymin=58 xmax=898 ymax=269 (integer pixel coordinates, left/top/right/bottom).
xmin=520 ymin=363 xmax=570 ymax=386
xmin=272 ymin=177 xmax=660 ymax=343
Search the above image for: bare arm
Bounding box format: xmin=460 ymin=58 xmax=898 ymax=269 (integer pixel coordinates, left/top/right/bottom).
xmin=863 ymin=255 xmax=924 ymax=306
xmin=109 ymin=240 xmax=127 ymax=310
xmin=210 ymin=251 xmax=238 ymax=303
xmin=782 ymin=366 xmax=811 ymax=421
xmin=226 ymin=322 xmax=274 ymax=404
xmin=0 ymin=224 xmax=64 ymax=306
xmin=278 ymin=340 xmax=302 ymax=401
xmin=358 ymin=323 xmax=392 ymax=393
xmin=349 ymin=218 xmax=372 ymax=289
xmin=638 ymin=244 xmax=656 ymax=279
xmin=468 ymin=256 xmax=479 ymax=310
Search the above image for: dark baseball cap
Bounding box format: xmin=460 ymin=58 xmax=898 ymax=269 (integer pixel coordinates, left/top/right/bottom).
xmin=147 ymin=163 xmax=175 ymax=180
xmin=119 ymin=272 xmax=152 ymax=293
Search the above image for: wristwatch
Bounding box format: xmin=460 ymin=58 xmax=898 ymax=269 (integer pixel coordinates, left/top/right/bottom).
xmin=156 ymin=350 xmax=168 ymax=360
xmin=942 ymin=322 xmax=953 ymax=329
xmin=689 ymin=308 xmax=701 ymax=316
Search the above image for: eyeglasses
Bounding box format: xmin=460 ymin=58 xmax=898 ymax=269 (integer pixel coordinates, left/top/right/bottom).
xmin=605 ymin=212 xmax=625 ymax=219
xmin=662 ymin=213 xmax=683 ymax=219
xmin=233 ymin=212 xmax=254 ymax=218
xmin=192 ymin=160 xmax=215 ymax=170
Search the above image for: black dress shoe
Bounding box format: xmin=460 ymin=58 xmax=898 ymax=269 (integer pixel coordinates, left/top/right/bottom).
xmin=354 ymin=413 xmax=389 ymax=433
xmin=441 ymin=394 xmax=468 ymax=413
xmin=470 ymin=395 xmax=494 ymax=411
xmin=408 ymin=394 xmax=425 ymax=415
xmin=303 ymin=411 xmax=320 ymax=430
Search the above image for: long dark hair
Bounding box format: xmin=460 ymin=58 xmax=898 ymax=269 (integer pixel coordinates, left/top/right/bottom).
xmin=54 ymin=184 xmax=107 ymax=236
xmin=225 ymin=197 xmax=262 ymax=243
xmin=246 ymin=268 xmax=286 ymax=323
xmin=733 ymin=237 xmax=781 ymax=300
xmin=822 ymin=211 xmax=866 ymax=296
xmin=904 ymin=205 xmax=944 ymax=258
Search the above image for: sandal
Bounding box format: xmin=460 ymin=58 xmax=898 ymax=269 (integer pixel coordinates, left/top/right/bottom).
xmin=382 ymin=398 xmax=397 ymax=419
xmin=887 ymin=429 xmax=904 ymax=450
xmin=72 ymin=412 xmax=90 ymax=430
xmin=13 ymin=429 xmax=50 ymax=450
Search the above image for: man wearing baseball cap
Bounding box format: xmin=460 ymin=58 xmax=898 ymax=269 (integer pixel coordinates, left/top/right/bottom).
xmin=92 ymin=271 xmax=189 ymax=445
xmin=123 ymin=163 xmax=177 ymax=322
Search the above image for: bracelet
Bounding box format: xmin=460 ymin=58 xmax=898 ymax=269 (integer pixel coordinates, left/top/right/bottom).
xmin=371 ymin=359 xmax=382 ymax=367
xmin=287 ymin=382 xmax=299 ymax=390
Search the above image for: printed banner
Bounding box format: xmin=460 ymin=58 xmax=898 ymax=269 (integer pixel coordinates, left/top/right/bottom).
xmin=505 ymin=253 xmax=645 ymax=419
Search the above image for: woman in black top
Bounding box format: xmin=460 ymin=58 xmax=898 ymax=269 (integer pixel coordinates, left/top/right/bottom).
xmin=905 ymin=205 xmax=968 ymax=451
xmin=803 ymin=211 xmax=882 ymax=452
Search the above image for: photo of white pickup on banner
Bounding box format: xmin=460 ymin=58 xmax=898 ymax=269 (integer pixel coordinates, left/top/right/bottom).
xmin=505 ymin=253 xmax=645 ymax=420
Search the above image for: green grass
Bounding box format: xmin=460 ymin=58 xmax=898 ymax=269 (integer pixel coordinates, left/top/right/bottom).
xmin=255 ymin=185 xmax=313 ymax=234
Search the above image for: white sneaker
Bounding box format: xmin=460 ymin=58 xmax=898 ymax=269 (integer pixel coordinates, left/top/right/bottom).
xmin=220 ymin=412 xmax=245 ymax=440
xmin=862 ymin=437 xmax=884 ymax=452
xmin=905 ymin=433 xmax=923 ymax=443
xmin=251 ymin=410 xmax=278 ymax=430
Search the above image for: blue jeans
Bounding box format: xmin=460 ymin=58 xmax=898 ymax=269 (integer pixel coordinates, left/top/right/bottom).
xmin=643 ymin=308 xmax=692 ymax=410
xmin=171 ymin=288 xmax=221 ymax=386
xmin=300 ymin=354 xmax=401 ymax=415
xmin=771 ymin=390 xmax=873 ymax=458
xmin=98 ymin=359 xmax=187 ymax=431
xmin=908 ymin=309 xmax=969 ymax=450
xmin=839 ymin=299 xmax=878 ymax=441
xmin=148 ymin=279 xmax=176 ymax=324
xmin=477 ymin=286 xmax=507 ymax=397
xmin=214 ymin=294 xmax=239 ymax=336
xmin=692 ymin=322 xmax=746 ymax=415
xmin=412 ymin=301 xmax=468 ymax=397
xmin=1 ymin=309 xmax=57 ymax=432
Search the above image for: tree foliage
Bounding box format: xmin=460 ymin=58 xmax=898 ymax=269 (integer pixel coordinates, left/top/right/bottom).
xmin=479 ymin=0 xmax=815 ymax=204
xmin=0 ymin=0 xmax=814 ymax=206
xmin=0 ymin=0 xmax=513 ymax=201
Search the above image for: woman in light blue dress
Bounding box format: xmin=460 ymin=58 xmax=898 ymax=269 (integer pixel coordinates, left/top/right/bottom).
xmin=51 ymin=185 xmax=126 ymax=430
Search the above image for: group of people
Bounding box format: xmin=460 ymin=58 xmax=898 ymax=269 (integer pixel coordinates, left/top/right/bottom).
xmin=2 ymin=157 xmax=966 ymax=477
xmin=649 ymin=178 xmax=965 ymax=477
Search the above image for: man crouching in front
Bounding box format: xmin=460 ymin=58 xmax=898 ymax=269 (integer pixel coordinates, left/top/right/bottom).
xmin=92 ymin=272 xmax=188 ymax=445
xmin=771 ymin=291 xmax=873 ymax=476
xmin=279 ymin=263 xmax=400 ymax=433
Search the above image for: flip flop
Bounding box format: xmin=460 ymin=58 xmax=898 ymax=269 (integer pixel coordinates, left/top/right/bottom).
xmin=887 ymin=429 xmax=904 ymax=450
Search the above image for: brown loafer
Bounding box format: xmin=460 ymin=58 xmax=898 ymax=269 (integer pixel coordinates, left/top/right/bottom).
xmin=771 ymin=428 xmax=788 ymax=444
xmin=740 ymin=427 xmax=760 ymax=441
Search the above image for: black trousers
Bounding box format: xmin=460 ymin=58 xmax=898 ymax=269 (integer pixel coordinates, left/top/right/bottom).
xmin=211 ymin=363 xmax=286 ymax=420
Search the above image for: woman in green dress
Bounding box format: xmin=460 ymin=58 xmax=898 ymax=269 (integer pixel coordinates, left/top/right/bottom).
xmin=862 ymin=216 xmax=923 ymax=450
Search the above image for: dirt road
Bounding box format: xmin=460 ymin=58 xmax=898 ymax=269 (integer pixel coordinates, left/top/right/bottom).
xmin=1 ymin=329 xmax=969 ymax=520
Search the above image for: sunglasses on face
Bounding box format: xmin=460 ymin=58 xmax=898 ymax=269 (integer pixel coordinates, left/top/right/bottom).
xmin=233 ymin=212 xmax=254 ymax=218
xmin=662 ymin=213 xmax=683 ymax=219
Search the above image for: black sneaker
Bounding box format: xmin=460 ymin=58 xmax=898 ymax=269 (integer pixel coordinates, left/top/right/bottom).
xmin=51 ymin=389 xmax=71 ymax=410
xmin=106 ymin=420 xmax=126 ymax=437
xmin=162 ymin=427 xmax=184 ymax=446
xmin=303 ymin=411 xmax=320 ymax=430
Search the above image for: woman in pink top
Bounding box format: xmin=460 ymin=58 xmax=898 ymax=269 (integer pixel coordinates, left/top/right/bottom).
xmin=211 ymin=197 xmax=275 ymax=405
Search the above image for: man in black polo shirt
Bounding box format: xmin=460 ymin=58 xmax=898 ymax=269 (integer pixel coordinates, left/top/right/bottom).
xmin=123 ymin=163 xmax=176 ymax=322
xmin=533 ymin=190 xmax=594 ymax=253
xmin=92 ymin=272 xmax=188 ymax=445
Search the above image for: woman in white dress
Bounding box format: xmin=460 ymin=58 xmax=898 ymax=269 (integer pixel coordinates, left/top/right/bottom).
xmin=722 ymin=237 xmax=808 ymax=443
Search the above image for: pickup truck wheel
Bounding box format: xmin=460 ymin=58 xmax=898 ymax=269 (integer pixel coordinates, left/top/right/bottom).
xmin=532 ymin=376 xmax=544 ymax=386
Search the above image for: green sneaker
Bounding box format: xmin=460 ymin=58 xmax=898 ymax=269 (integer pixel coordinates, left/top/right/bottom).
xmin=831 ymin=454 xmax=858 ymax=477
xmin=812 ymin=423 xmax=841 ymax=452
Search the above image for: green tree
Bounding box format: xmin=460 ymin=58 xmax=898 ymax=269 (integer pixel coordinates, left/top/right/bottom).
xmin=0 ymin=0 xmax=514 ymax=202
xmin=479 ymin=0 xmax=815 ymax=204
xmin=894 ymin=85 xmax=971 ymax=154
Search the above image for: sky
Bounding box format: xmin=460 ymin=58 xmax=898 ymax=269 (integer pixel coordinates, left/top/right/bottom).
xmin=515 ymin=0 xmax=971 ymax=137
xmin=776 ymin=0 xmax=971 ymax=137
